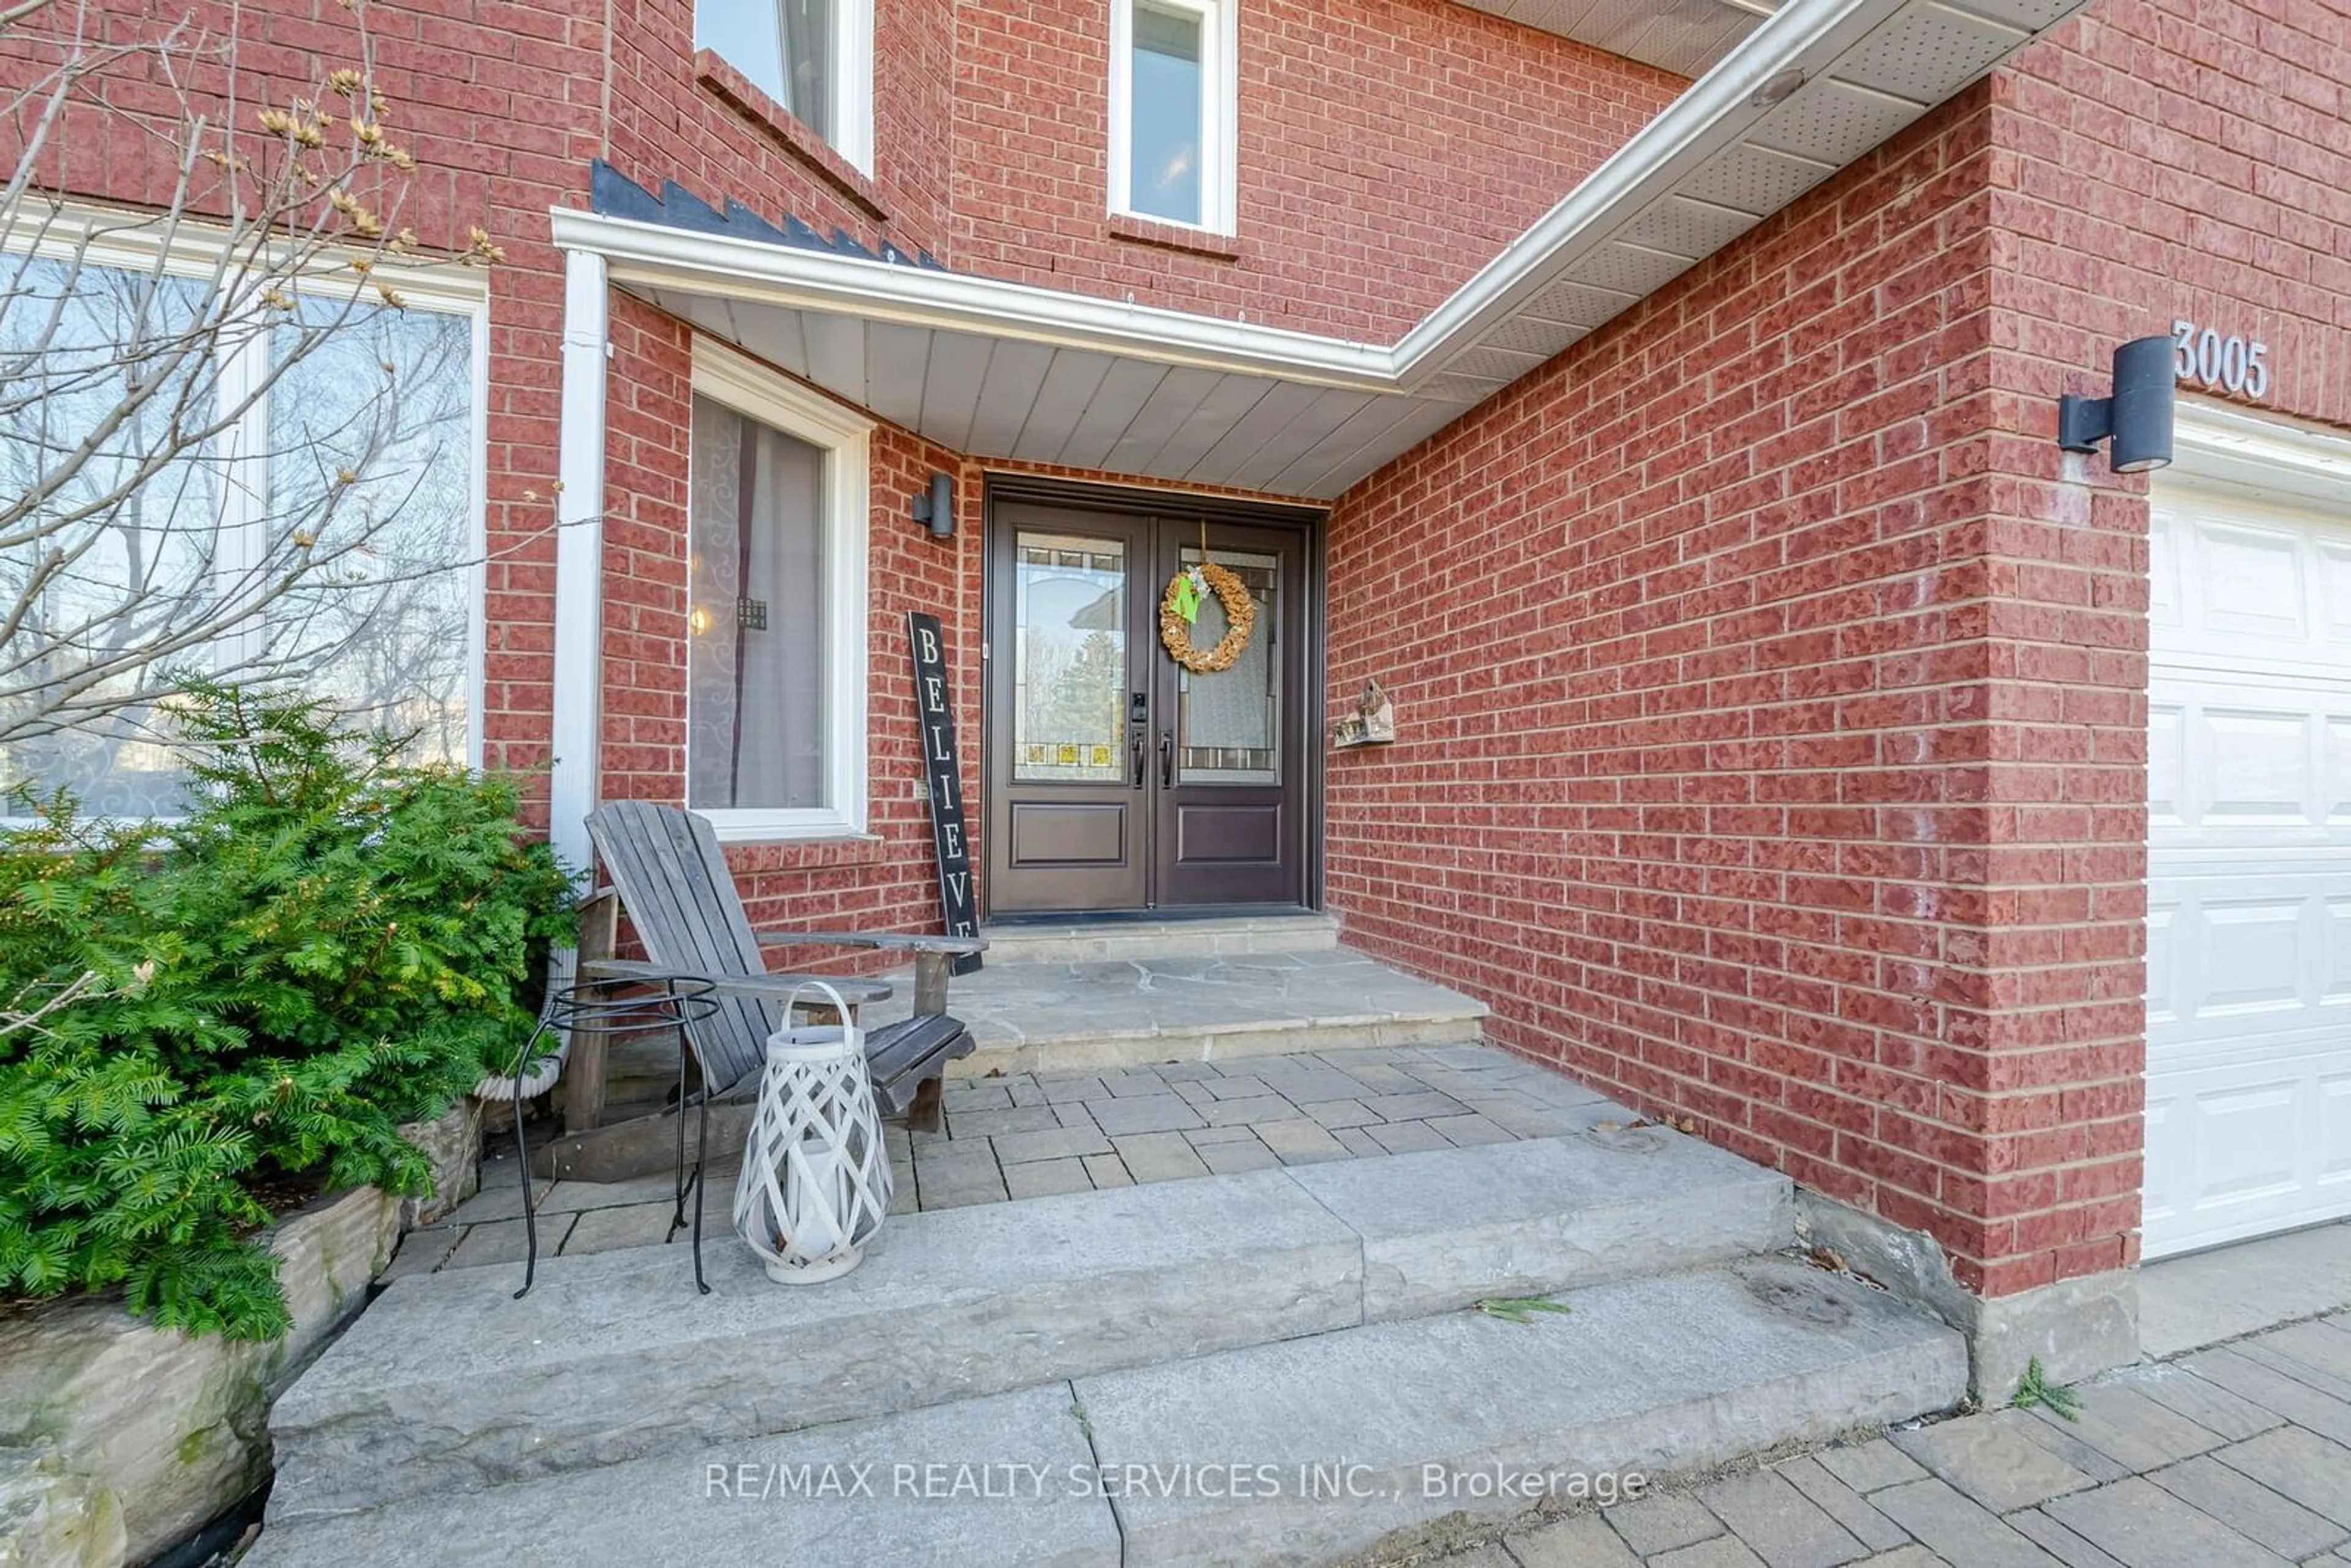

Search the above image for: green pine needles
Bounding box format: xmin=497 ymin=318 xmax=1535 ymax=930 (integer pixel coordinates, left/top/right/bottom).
xmin=2011 ymin=1356 xmax=2083 ymax=1422
xmin=0 ymin=685 xmax=576 ymax=1340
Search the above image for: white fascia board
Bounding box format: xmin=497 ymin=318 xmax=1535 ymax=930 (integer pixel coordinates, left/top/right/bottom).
xmin=547 ymin=207 xmax=1403 ymax=395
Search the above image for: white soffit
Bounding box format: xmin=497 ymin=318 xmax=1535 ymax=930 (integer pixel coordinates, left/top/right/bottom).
xmin=1457 ymin=0 xmax=1769 ymax=80
xmin=553 ymin=0 xmax=2089 ymax=500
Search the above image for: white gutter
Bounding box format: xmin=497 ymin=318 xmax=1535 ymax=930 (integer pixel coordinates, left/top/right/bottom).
xmin=549 ymin=0 xmax=1982 ymax=404
xmin=547 ymin=207 xmax=1401 ymax=394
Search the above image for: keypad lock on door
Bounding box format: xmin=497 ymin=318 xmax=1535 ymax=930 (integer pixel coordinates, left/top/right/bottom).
xmin=1128 ymin=691 xmax=1149 ymax=788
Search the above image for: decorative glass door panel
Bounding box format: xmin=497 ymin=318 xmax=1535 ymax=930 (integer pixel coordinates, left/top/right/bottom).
xmin=1152 ymin=527 xmax=1301 ymax=907
xmin=1013 ymin=531 xmax=1128 ymax=784
xmin=1174 ymin=546 xmax=1278 ymax=786
xmin=986 ymin=507 xmax=1151 ymax=912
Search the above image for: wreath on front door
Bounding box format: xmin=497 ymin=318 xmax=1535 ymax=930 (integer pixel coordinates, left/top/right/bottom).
xmin=1159 ymin=561 xmax=1257 ymax=673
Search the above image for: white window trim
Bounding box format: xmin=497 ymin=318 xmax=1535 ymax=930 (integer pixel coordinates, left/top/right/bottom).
xmin=686 ymin=337 xmax=871 ymax=842
xmin=835 ymin=0 xmax=876 ymax=176
xmin=1108 ymin=0 xmax=1237 ymax=235
xmin=698 ymin=0 xmax=875 ymax=177
xmin=0 ymin=206 xmax=490 ymax=821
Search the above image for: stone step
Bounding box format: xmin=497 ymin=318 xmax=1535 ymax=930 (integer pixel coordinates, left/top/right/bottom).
xmin=244 ymin=1259 xmax=1966 ymax=1567
xmin=876 ymin=943 xmax=1487 ymax=1078
xmin=266 ymin=1128 xmax=1791 ymax=1520
xmin=977 ymin=912 xmax=1339 ymax=965
xmin=1078 ymin=1258 xmax=1967 ymax=1566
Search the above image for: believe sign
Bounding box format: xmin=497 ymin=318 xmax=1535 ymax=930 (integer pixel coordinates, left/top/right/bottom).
xmin=907 ymin=612 xmax=981 ymax=973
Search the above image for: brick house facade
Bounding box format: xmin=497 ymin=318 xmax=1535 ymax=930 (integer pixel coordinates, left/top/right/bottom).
xmin=12 ymin=0 xmax=2349 ymax=1373
xmin=1330 ymin=0 xmax=2350 ymax=1326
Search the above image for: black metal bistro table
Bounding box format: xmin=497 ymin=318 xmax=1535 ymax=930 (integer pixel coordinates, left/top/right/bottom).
xmin=504 ymin=974 xmax=726 ymax=1298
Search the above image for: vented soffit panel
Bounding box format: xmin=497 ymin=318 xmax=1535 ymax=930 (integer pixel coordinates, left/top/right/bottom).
xmin=1453 ymin=0 xmax=1770 ymax=81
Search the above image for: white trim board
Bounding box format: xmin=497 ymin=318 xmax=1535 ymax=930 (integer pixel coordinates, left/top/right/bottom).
xmin=2169 ymin=400 xmax=2351 ymax=511
xmin=548 ymin=246 xmax=610 ymax=880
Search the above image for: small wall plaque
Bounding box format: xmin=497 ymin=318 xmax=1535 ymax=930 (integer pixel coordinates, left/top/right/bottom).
xmin=1332 ymin=679 xmax=1395 ymax=748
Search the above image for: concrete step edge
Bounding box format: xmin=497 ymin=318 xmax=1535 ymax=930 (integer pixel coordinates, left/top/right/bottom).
xmin=241 ymin=1259 xmax=1965 ymax=1568
xmin=977 ymin=915 xmax=1342 ymax=963
xmin=951 ymin=1010 xmax=1490 ymax=1077
xmin=267 ymin=1130 xmax=1793 ymax=1520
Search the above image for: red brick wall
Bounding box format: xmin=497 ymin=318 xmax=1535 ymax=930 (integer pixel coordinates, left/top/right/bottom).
xmin=1322 ymin=0 xmax=2351 ymax=1300
xmin=597 ymin=0 xmax=1684 ymax=340
xmin=1990 ymin=0 xmax=2351 ymax=426
xmin=949 ymin=0 xmax=1685 ymax=340
xmin=1324 ymin=84 xmax=2027 ymax=1288
xmin=1960 ymin=0 xmax=2351 ymax=1282
xmin=602 ymin=0 xmax=955 ymax=259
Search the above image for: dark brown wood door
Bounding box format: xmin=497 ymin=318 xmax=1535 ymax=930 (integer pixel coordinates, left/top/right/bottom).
xmin=984 ymin=499 xmax=1308 ymax=916
xmin=1149 ymin=519 xmax=1305 ymax=907
xmin=984 ymin=502 xmax=1152 ymax=913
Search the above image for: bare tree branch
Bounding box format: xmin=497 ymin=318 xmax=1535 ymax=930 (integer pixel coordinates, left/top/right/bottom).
xmin=0 ymin=0 xmax=59 ymax=32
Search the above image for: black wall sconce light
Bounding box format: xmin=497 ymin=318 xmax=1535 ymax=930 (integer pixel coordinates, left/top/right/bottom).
xmin=2057 ymin=334 xmax=2175 ymax=473
xmin=911 ymin=471 xmax=955 ymax=539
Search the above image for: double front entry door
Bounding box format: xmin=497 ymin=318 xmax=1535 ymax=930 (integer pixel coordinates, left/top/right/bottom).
xmin=984 ymin=498 xmax=1311 ymax=915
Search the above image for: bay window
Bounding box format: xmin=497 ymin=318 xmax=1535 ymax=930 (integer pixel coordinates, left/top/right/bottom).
xmin=0 ymin=228 xmax=486 ymax=818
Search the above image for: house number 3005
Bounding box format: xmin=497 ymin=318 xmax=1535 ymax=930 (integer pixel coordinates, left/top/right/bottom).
xmin=2172 ymin=319 xmax=2270 ymax=399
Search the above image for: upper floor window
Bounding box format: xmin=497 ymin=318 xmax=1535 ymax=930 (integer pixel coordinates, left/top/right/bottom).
xmin=697 ymin=0 xmax=876 ymax=174
xmin=1110 ymin=0 xmax=1236 ymax=233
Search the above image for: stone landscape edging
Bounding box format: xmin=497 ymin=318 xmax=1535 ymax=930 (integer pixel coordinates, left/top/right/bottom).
xmin=0 ymin=1101 xmax=479 ymax=1565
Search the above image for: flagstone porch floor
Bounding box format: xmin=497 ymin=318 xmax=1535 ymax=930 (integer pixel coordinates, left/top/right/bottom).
xmin=882 ymin=942 xmax=1494 ymax=1075
xmin=393 ymin=1041 xmax=1633 ymax=1279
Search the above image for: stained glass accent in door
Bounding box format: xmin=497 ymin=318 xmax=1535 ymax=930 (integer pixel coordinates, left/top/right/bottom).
xmin=1014 ymin=532 xmax=1128 ymax=782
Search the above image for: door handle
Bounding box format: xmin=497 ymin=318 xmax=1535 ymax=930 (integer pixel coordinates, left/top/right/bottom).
xmin=1158 ymin=730 xmax=1174 ymax=790
xmin=1130 ymin=734 xmax=1145 ymax=789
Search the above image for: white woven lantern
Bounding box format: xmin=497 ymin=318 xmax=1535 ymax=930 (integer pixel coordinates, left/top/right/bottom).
xmin=732 ymin=983 xmax=894 ymax=1283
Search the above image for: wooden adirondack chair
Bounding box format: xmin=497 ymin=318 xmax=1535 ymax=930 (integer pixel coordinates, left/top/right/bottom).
xmin=534 ymin=800 xmax=983 ymax=1182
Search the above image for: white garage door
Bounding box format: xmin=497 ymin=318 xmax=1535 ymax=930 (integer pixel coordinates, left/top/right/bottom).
xmin=2144 ymin=470 xmax=2351 ymax=1257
